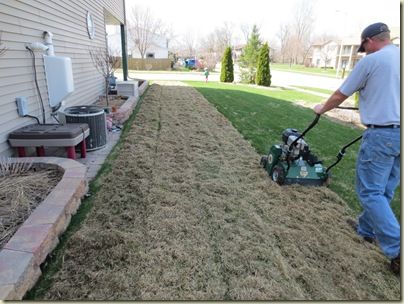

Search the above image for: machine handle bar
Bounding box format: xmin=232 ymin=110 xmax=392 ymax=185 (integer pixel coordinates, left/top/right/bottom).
xmin=325 ymin=134 xmax=363 ymax=174
xmin=336 ymin=106 xmax=359 ymax=110
xmin=288 ymin=114 xmax=320 ymax=152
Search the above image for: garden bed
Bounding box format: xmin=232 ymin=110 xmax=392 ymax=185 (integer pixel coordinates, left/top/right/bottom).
xmin=0 ymin=158 xmax=87 ymax=300
xmin=94 ymin=80 xmax=148 ymax=126
xmin=0 ymin=161 xmax=63 ymax=249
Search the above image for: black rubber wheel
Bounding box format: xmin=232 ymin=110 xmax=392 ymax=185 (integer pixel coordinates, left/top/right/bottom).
xmin=272 ymin=165 xmax=285 ymax=185
xmin=323 ymin=173 xmax=332 ymax=187
xmin=260 ymin=156 xmax=268 ymax=168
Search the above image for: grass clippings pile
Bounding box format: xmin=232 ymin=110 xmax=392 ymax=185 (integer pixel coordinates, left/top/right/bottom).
xmin=39 ymin=82 xmax=399 ymax=300
xmin=0 ymin=161 xmax=62 ymax=248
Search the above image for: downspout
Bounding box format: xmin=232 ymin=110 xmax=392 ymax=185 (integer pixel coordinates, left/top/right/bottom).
xmin=121 ymin=0 xmax=128 ymax=81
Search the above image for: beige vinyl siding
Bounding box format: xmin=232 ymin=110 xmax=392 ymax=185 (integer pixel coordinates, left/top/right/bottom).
xmin=0 ymin=0 xmax=125 ymax=156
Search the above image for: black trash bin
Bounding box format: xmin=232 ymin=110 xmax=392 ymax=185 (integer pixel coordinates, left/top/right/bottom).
xmin=64 ymin=105 xmax=107 ymax=151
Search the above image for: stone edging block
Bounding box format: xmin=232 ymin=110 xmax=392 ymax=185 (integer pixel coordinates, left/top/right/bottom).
xmin=107 ymin=80 xmax=148 ymax=125
xmin=0 ymin=157 xmax=88 ymax=300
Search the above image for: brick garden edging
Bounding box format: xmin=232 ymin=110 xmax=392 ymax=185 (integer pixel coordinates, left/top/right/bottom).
xmin=0 ymin=157 xmax=88 ymax=300
xmin=106 ymin=81 xmax=148 ymax=125
xmin=138 ymin=79 xmax=148 ymax=97
xmin=107 ymin=96 xmax=138 ymax=125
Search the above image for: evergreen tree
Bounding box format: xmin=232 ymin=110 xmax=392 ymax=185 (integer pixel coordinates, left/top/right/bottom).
xmin=220 ymin=47 xmax=234 ymax=83
xmin=239 ymin=25 xmax=262 ymax=84
xmin=256 ymin=42 xmax=271 ymax=86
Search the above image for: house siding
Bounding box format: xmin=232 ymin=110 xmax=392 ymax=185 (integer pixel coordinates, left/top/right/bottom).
xmin=0 ymin=0 xmax=125 ymax=156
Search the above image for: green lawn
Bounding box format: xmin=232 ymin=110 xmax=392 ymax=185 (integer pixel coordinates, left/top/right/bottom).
xmin=271 ymin=63 xmax=350 ymax=78
xmin=187 ymin=81 xmax=400 ymax=219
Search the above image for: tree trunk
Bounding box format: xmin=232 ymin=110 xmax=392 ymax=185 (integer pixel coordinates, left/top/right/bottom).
xmin=105 ymin=79 xmax=109 ymax=107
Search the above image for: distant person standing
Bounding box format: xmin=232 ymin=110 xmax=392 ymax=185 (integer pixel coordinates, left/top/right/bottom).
xmin=204 ymin=68 xmax=210 ymax=82
xmin=313 ymin=22 xmax=400 ymax=275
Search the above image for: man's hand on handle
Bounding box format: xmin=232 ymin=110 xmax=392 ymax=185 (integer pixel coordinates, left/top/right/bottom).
xmin=313 ymin=90 xmax=349 ymax=116
xmin=313 ymin=104 xmax=324 ymax=115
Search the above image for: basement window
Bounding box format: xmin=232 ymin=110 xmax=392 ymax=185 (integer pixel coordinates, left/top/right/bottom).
xmin=146 ymin=53 xmax=155 ymax=58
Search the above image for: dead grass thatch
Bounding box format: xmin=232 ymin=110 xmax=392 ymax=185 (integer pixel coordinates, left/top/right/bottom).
xmin=0 ymin=160 xmax=62 ymax=248
xmin=40 ymin=82 xmax=400 ymax=300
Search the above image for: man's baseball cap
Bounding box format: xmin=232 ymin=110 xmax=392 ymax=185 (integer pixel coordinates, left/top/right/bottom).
xmin=357 ymin=22 xmax=390 ymax=53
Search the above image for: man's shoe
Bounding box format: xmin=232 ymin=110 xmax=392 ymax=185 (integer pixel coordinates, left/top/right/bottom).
xmin=346 ymin=218 xmax=375 ymax=244
xmin=391 ymin=254 xmax=400 ymax=275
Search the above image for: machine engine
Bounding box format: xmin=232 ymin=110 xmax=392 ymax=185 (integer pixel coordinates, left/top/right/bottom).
xmin=281 ymin=128 xmax=309 ymax=160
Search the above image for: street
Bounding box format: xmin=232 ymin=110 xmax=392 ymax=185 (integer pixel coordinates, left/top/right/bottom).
xmin=115 ymin=69 xmax=345 ymax=91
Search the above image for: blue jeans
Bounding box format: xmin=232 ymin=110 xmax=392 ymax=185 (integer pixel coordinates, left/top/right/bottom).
xmin=356 ymin=127 xmax=400 ymax=259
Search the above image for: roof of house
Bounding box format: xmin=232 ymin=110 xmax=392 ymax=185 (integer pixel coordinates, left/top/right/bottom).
xmin=312 ymin=40 xmax=338 ymax=47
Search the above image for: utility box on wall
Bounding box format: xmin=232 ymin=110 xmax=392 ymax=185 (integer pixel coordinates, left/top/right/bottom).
xmin=116 ymin=80 xmax=138 ymax=98
xmin=44 ymin=55 xmax=74 ymax=108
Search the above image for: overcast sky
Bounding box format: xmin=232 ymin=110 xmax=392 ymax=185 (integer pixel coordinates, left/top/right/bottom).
xmin=124 ymin=0 xmax=400 ymax=44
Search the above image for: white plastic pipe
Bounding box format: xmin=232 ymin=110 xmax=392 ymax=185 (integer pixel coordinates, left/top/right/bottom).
xmin=43 ymin=31 xmax=54 ymax=56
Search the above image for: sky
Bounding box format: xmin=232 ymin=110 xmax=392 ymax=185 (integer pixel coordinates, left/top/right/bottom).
xmin=124 ymin=0 xmax=400 ymax=45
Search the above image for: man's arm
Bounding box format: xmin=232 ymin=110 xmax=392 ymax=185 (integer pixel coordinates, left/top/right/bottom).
xmin=313 ymin=90 xmax=349 ymax=114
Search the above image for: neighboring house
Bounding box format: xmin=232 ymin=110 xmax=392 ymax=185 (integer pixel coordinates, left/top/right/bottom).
xmin=333 ymin=37 xmax=364 ymax=74
xmin=390 ymin=26 xmax=401 ymax=47
xmin=108 ymin=27 xmax=169 ymax=59
xmin=310 ymin=40 xmax=339 ymax=69
xmin=308 ymin=38 xmax=364 ymax=71
xmin=309 ymin=26 xmax=400 ymax=73
xmin=0 ymin=0 xmax=128 ymax=156
xmin=232 ymin=44 xmax=244 ymax=62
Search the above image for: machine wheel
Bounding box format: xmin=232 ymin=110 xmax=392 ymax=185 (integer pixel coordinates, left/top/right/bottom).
xmin=323 ymin=173 xmax=332 ymax=187
xmin=260 ymin=156 xmax=268 ymax=168
xmin=272 ymin=165 xmax=285 ymax=185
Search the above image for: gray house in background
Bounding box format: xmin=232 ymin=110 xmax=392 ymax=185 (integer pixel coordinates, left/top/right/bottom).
xmin=0 ymin=0 xmax=128 ymax=156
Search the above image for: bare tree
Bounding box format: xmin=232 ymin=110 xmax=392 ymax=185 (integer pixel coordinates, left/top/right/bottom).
xmin=156 ymin=23 xmax=176 ymax=50
xmin=128 ymin=5 xmax=163 ymax=59
xmin=89 ymin=47 xmax=120 ymax=106
xmin=291 ymin=0 xmax=315 ymax=64
xmin=215 ymin=22 xmax=233 ymax=54
xmin=277 ymin=23 xmax=291 ymax=63
xmin=198 ymin=33 xmax=219 ymax=69
xmin=183 ymin=31 xmax=196 ymax=58
xmin=0 ymin=32 xmax=7 ymax=57
xmin=240 ymin=23 xmax=251 ymax=44
xmin=318 ymin=42 xmax=334 ymax=68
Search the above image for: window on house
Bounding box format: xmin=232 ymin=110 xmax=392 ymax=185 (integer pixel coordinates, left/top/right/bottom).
xmin=146 ymin=53 xmax=155 ymax=58
xmin=343 ymin=46 xmax=351 ymax=55
xmin=342 ymin=60 xmax=348 ymax=68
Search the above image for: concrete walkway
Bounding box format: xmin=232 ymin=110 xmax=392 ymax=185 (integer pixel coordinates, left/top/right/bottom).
xmin=75 ymin=131 xmax=121 ymax=182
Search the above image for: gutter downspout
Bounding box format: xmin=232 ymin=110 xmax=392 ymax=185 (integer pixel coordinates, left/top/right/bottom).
xmin=121 ymin=0 xmax=128 ymax=81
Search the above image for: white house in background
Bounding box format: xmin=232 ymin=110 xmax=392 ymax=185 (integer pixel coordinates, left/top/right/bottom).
xmin=310 ymin=40 xmax=340 ymax=69
xmin=309 ymin=26 xmax=400 ymax=73
xmin=389 ymin=26 xmax=401 ymax=47
xmin=107 ymin=26 xmax=168 ymax=59
xmin=309 ymin=36 xmax=366 ymax=73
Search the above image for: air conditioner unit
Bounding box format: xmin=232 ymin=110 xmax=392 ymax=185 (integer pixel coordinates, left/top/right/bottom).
xmin=116 ymin=80 xmax=139 ymax=98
